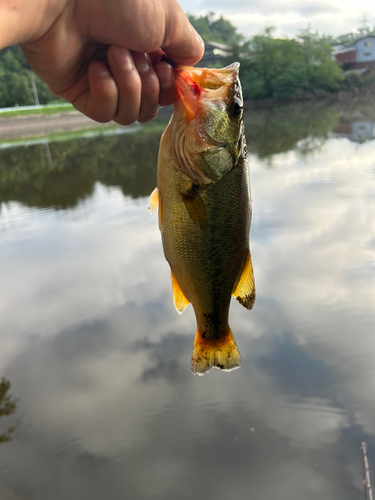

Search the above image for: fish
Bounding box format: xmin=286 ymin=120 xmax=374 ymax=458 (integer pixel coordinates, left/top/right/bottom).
xmin=148 ymin=62 xmax=255 ymax=375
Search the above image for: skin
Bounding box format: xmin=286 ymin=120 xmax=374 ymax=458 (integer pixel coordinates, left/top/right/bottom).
xmin=0 ymin=0 xmax=204 ymax=124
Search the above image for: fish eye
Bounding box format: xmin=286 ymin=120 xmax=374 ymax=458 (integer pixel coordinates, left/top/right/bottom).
xmin=230 ymin=99 xmax=242 ymax=116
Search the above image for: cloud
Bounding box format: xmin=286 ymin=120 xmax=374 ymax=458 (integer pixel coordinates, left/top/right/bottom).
xmin=197 ymin=0 xmax=342 ymax=17
xmin=1 ymin=127 xmax=375 ymax=497
xmin=180 ymin=0 xmax=372 ymax=37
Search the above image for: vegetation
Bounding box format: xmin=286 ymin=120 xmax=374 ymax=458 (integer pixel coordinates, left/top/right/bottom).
xmin=0 ymin=103 xmax=73 ymax=118
xmin=0 ymin=46 xmax=61 ymax=108
xmin=188 ymin=12 xmax=243 ymax=45
xmin=189 ymin=14 xmax=375 ymax=101
xmin=236 ymin=28 xmax=344 ymax=100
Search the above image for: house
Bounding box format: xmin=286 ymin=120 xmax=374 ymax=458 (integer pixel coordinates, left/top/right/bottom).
xmin=195 ymin=41 xmax=231 ymax=68
xmin=334 ymin=35 xmax=375 ymax=70
xmin=332 ymin=118 xmax=375 ymax=143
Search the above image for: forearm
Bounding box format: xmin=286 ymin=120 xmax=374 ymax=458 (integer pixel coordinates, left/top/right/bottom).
xmin=0 ymin=0 xmax=65 ymax=49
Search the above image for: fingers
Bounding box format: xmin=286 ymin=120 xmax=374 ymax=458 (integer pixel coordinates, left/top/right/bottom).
xmin=155 ymin=61 xmax=177 ymax=107
xmin=107 ymin=46 xmax=161 ymax=125
xmin=107 ymin=46 xmax=141 ymax=125
xmin=71 ymin=61 xmax=119 ymax=123
xmin=131 ymin=52 xmax=160 ymax=123
xmin=59 ymin=47 xmax=177 ymax=125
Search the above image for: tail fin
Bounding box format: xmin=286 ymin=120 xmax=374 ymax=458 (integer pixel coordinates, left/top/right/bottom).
xmin=191 ymin=327 xmax=241 ymax=375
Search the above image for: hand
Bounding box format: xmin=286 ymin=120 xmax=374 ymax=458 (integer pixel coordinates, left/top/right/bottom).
xmin=2 ymin=0 xmax=204 ymax=124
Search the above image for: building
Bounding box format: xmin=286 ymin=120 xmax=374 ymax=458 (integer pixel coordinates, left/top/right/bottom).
xmin=332 ymin=119 xmax=375 ymax=143
xmin=195 ymin=41 xmax=231 ymax=68
xmin=334 ymin=35 xmax=375 ymax=70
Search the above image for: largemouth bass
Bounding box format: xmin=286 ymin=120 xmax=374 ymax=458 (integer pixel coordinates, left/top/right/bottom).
xmin=149 ymin=63 xmax=255 ymax=375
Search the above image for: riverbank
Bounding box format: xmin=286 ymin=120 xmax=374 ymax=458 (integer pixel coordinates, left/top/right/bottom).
xmin=0 ymin=112 xmax=112 ymax=140
xmin=0 ymin=105 xmax=173 ymax=141
xmin=244 ymin=84 xmax=375 ymax=110
xmin=0 ymin=103 xmax=74 ymax=118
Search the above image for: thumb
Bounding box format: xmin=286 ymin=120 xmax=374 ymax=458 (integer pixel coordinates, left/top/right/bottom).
xmin=161 ymin=0 xmax=204 ymax=65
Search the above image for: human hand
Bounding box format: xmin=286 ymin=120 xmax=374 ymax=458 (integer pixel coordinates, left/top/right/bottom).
xmin=2 ymin=0 xmax=204 ymax=124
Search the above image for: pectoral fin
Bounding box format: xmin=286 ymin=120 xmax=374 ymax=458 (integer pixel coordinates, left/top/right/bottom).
xmin=171 ymin=272 xmax=190 ymax=314
xmin=148 ymin=187 xmax=159 ymax=214
xmin=232 ymin=250 xmax=255 ymax=310
xmin=180 ymin=185 xmax=208 ymax=229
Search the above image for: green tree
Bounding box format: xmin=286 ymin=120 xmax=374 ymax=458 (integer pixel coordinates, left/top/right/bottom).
xmin=0 ymin=46 xmax=62 ymax=107
xmin=236 ymin=27 xmax=343 ymax=100
xmin=187 ymin=12 xmax=242 ymax=45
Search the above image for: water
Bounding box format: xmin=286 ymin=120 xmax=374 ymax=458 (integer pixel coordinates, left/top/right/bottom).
xmin=0 ymin=99 xmax=375 ymax=499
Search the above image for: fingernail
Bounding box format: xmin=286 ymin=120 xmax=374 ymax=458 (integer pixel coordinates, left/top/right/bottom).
xmin=98 ymin=67 xmax=111 ymax=78
xmin=112 ymin=46 xmax=133 ymax=71
xmin=136 ymin=54 xmax=150 ymax=75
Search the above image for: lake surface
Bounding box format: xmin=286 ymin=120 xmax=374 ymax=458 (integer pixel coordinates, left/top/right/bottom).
xmin=0 ymin=98 xmax=375 ymax=499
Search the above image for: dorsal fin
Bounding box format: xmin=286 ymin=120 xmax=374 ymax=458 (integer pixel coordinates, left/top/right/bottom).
xmin=148 ymin=187 xmax=159 ymax=214
xmin=171 ymin=272 xmax=190 ymax=314
xmin=232 ymin=250 xmax=255 ymax=310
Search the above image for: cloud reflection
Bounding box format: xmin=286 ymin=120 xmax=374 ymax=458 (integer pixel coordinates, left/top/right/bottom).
xmin=0 ymin=102 xmax=375 ymax=498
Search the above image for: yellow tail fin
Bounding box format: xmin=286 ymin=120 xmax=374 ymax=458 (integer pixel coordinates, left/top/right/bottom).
xmin=191 ymin=327 xmax=241 ymax=375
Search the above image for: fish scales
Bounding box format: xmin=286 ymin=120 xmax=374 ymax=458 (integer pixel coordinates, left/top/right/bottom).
xmin=149 ymin=63 xmax=255 ymax=375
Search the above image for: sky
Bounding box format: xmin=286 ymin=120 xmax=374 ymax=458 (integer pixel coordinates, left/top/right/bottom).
xmin=178 ymin=0 xmax=374 ymax=38
xmin=1 ymin=132 xmax=374 ymax=498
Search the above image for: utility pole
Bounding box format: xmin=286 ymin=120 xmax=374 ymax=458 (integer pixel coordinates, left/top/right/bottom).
xmin=361 ymin=14 xmax=370 ymax=35
xmin=30 ymin=76 xmax=40 ymax=106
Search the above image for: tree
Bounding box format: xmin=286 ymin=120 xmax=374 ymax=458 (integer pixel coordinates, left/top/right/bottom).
xmin=0 ymin=46 xmax=61 ymax=107
xmin=187 ymin=12 xmax=243 ymax=45
xmin=236 ymin=28 xmax=343 ymax=100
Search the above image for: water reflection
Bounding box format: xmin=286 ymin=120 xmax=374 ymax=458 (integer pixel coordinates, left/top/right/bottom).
xmin=0 ymin=125 xmax=164 ymax=209
xmin=0 ymin=99 xmax=374 ymax=499
xmin=0 ymin=378 xmax=17 ymax=444
xmin=333 ymin=118 xmax=375 ymax=143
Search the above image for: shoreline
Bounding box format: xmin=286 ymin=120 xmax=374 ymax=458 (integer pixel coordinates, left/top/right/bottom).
xmin=244 ymin=85 xmax=375 ymax=110
xmin=1 ymin=88 xmax=375 ymax=141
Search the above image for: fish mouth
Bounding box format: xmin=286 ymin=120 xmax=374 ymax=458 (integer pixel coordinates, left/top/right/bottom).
xmin=175 ymin=63 xmax=240 ymax=123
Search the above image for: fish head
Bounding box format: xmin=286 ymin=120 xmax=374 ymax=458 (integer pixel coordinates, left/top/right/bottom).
xmin=172 ymin=63 xmax=245 ymax=184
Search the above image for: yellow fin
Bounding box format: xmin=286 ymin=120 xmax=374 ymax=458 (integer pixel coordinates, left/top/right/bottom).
xmin=232 ymin=250 xmax=255 ymax=310
xmin=191 ymin=327 xmax=241 ymax=375
xmin=148 ymin=187 xmax=159 ymax=215
xmin=171 ymin=272 xmax=190 ymax=314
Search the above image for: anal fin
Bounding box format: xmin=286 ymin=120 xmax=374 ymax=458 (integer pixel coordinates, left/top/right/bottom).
xmin=171 ymin=272 xmax=190 ymax=314
xmin=232 ymin=250 xmax=255 ymax=310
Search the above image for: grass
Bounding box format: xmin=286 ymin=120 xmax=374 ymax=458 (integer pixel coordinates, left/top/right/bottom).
xmin=0 ymin=124 xmax=126 ymax=148
xmin=0 ymin=104 xmax=75 ymax=118
xmin=0 ymin=116 xmax=169 ymax=149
